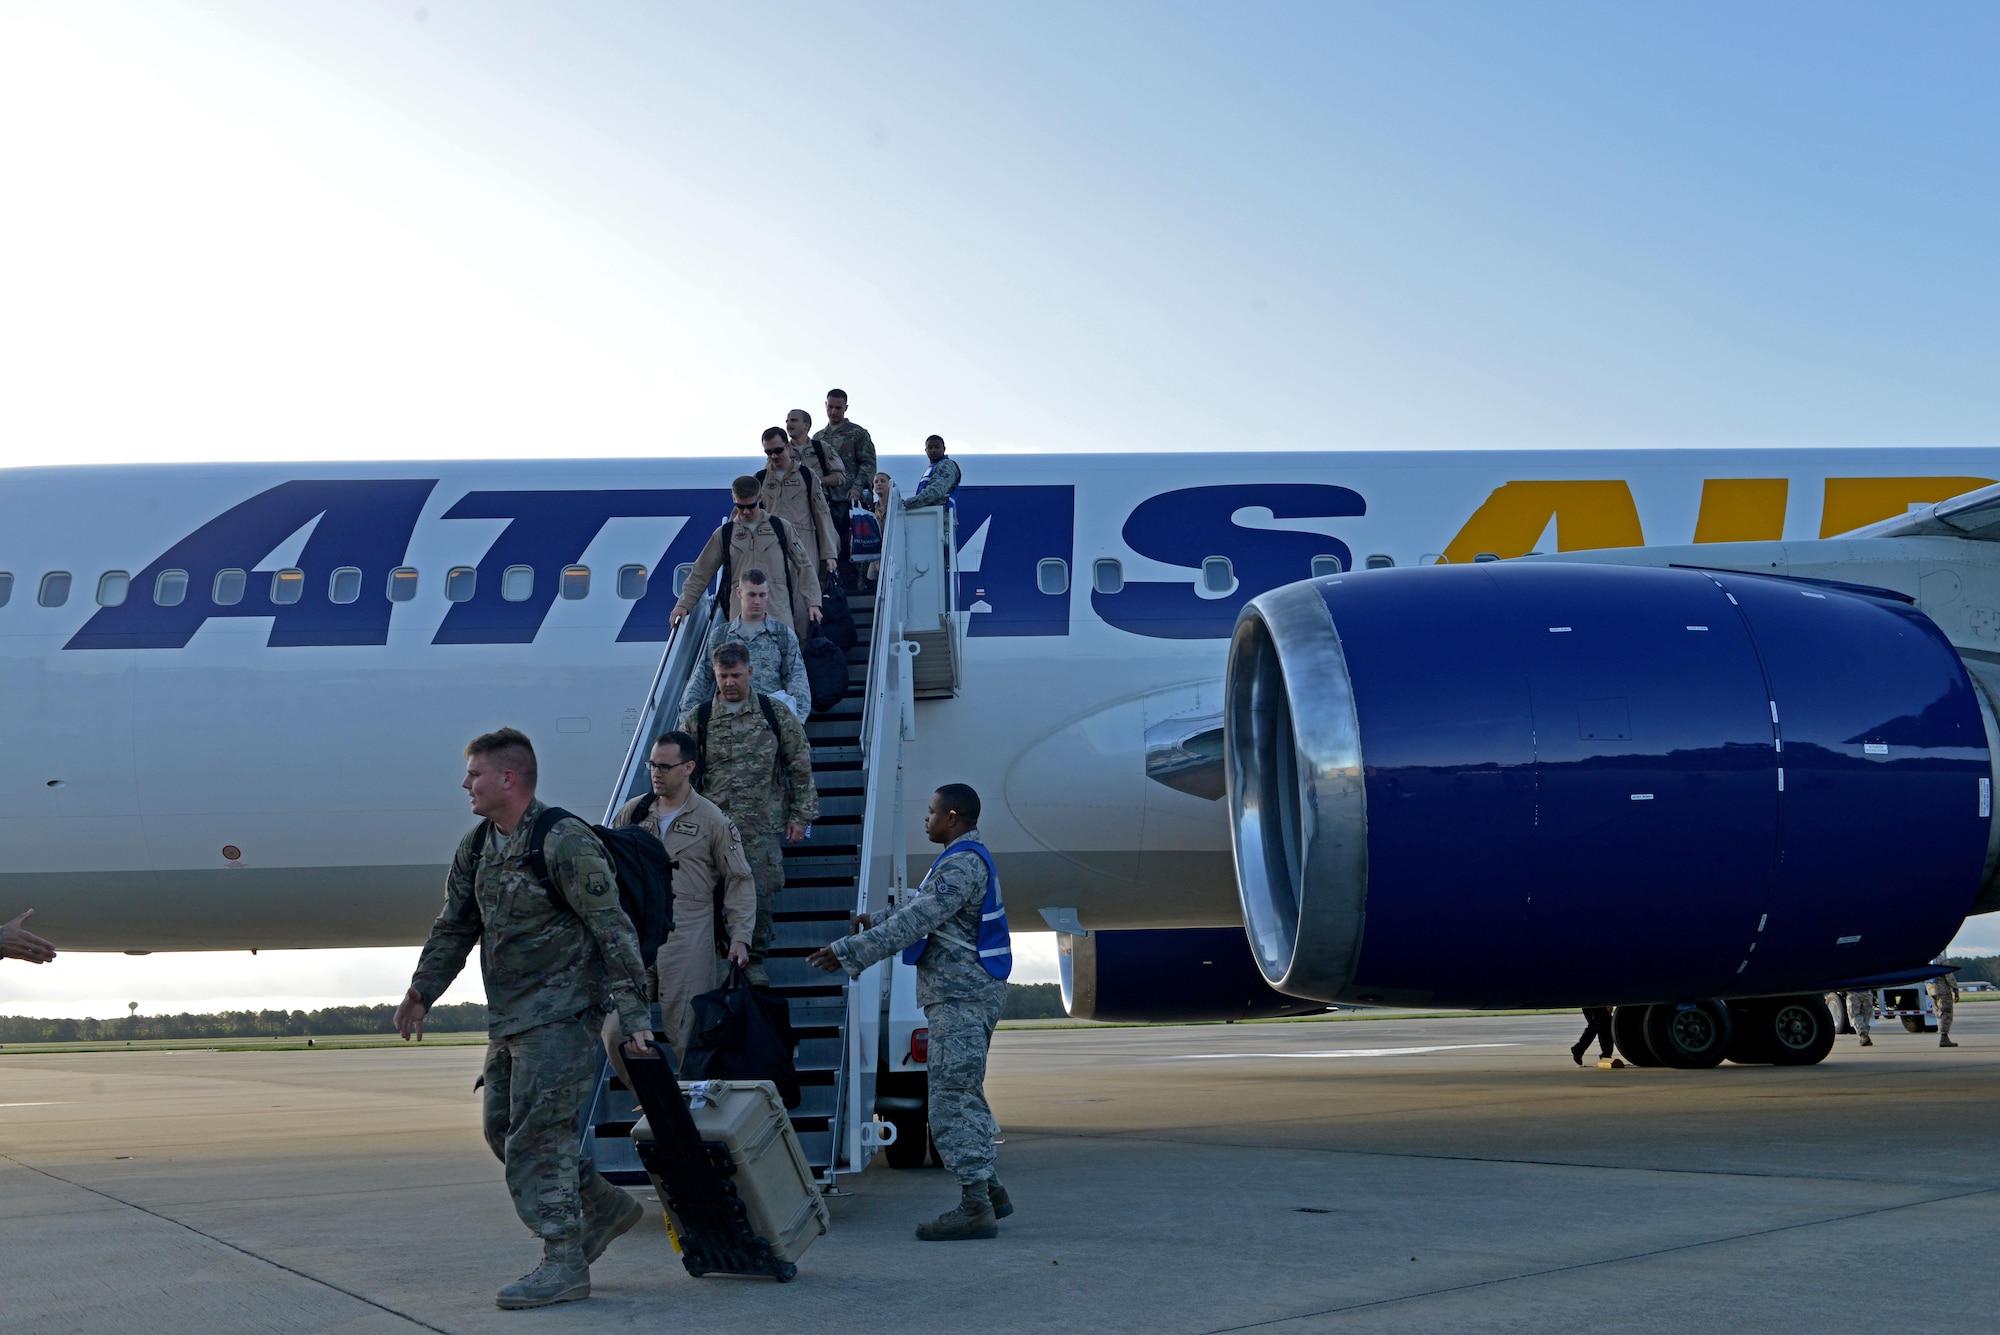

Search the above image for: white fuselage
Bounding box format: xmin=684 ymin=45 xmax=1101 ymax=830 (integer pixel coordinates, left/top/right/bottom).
xmin=3 ymin=448 xmax=1993 ymax=950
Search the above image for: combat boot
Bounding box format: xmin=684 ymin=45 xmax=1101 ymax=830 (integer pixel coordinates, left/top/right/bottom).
xmin=1858 ymin=1034 xmax=1873 ymax=1046
xmin=1942 ymin=1037 xmax=1959 ymax=1048
xmin=495 ymin=1243 xmax=590 ymax=1310
xmin=916 ymin=1182 xmax=998 ymax=1241
xmin=580 ymin=1181 xmax=645 ymax=1263
xmin=987 ymin=1177 xmax=1014 ymax=1219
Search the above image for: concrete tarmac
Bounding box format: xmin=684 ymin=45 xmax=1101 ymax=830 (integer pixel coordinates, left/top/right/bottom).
xmin=4 ymin=1007 xmax=1998 ymax=1334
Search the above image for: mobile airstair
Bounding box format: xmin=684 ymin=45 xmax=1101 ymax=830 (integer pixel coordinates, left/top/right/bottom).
xmin=579 ymin=490 xmax=961 ymax=1188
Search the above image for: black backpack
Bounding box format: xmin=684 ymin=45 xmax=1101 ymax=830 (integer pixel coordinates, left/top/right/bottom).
xmin=818 ymin=581 xmax=858 ymax=653
xmin=801 ymin=635 xmax=848 ymax=714
xmin=483 ymin=806 xmax=675 ymax=960
xmin=683 ymin=963 xmax=802 ymax=1109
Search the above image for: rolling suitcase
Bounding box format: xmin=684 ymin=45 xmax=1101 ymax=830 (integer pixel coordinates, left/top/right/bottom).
xmin=624 ymin=1051 xmax=827 ymax=1281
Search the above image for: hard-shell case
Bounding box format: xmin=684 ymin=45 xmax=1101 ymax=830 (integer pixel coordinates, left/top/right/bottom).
xmin=625 ymin=1053 xmax=827 ymax=1281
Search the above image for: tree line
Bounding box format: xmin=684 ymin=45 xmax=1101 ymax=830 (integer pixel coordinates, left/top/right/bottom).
xmin=0 ymin=982 xmax=1075 ymax=1043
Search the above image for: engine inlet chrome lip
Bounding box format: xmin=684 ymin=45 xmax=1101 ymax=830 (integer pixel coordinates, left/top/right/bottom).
xmin=1225 ymin=580 xmax=1368 ymax=1001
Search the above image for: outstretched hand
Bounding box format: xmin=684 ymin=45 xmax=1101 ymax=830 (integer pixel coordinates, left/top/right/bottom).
xmin=1 ymin=910 xmax=55 ymax=964
xmin=807 ymin=946 xmax=844 ymax=973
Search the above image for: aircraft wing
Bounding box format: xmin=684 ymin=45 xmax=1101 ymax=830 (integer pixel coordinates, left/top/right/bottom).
xmin=1842 ymin=481 xmax=2000 ymax=542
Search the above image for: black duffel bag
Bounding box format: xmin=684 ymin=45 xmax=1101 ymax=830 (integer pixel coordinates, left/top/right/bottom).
xmin=682 ymin=965 xmax=801 ymax=1108
xmin=818 ymin=581 xmax=858 ymax=653
xmin=801 ymin=634 xmax=848 ymax=715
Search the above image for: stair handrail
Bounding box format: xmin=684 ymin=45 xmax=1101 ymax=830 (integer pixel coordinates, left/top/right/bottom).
xmin=602 ymin=575 xmax=722 ymax=824
xmin=824 ymin=483 xmax=912 ymax=1182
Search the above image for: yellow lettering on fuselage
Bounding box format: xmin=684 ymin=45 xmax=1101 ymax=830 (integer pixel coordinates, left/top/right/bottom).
xmin=1442 ymin=480 xmax=1643 ymax=563
xmin=1692 ymin=478 xmax=1788 ymax=542
xmin=1818 ymin=477 xmax=1996 ymax=538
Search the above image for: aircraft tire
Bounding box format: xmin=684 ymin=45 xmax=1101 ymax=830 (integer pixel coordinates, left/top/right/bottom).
xmin=1611 ymin=1005 xmax=1663 ymax=1066
xmin=1764 ymin=994 xmax=1837 ymax=1066
xmin=1724 ymin=1006 xmax=1776 ymax=1065
xmin=1644 ymin=999 xmax=1732 ymax=1069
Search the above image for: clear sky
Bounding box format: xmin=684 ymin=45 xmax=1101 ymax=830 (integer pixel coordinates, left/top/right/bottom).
xmin=1 ymin=3 xmax=1996 ymax=1017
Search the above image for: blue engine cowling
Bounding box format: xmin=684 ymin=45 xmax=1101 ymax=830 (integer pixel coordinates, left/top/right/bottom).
xmin=1057 ymin=926 xmax=1329 ymax=1022
xmin=1224 ymin=562 xmax=2000 ymax=1010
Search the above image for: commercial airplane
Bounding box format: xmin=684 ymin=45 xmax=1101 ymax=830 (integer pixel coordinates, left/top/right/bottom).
xmin=5 ymin=448 xmax=1998 ymax=1062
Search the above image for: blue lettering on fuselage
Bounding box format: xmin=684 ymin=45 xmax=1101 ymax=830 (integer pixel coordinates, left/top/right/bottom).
xmin=430 ymin=489 xmax=727 ymax=645
xmin=63 ymin=480 xmax=1362 ymax=649
xmin=1093 ymin=484 xmax=1366 ymax=640
xmin=66 ymin=479 xmax=438 ymax=650
xmin=956 ymin=486 xmax=1075 ymax=638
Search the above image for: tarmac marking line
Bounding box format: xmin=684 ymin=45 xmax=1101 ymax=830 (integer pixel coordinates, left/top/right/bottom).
xmin=1146 ymin=1044 xmax=1522 ymax=1061
xmin=0 ymin=1153 xmax=457 ymax=1334
xmin=1191 ymin=1182 xmax=2000 ymax=1333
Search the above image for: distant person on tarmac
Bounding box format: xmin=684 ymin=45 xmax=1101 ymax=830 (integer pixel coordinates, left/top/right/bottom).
xmin=679 ymin=569 xmax=810 ymax=723
xmin=395 ymin=728 xmax=655 ymax=1311
xmin=670 ymin=476 xmax=822 ymax=635
xmin=1834 ymin=990 xmax=1875 ymax=1046
xmin=608 ymin=730 xmax=756 ymax=1064
xmin=905 ymin=434 xmax=961 ymax=510
xmin=1571 ymin=1007 xmax=1614 ymax=1065
xmin=2 ymin=910 xmax=56 ymax=964
xmin=681 ymin=643 xmax=818 ymax=987
xmin=1928 ymin=957 xmax=1960 ymax=1048
xmin=809 ymin=783 xmax=1012 ymax=1242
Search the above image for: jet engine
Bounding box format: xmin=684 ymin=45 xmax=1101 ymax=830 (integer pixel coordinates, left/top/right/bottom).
xmin=1225 ymin=562 xmax=2000 ymax=1010
xmin=1057 ymin=926 xmax=1329 ymax=1023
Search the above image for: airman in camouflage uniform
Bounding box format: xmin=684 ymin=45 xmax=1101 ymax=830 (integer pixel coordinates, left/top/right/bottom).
xmin=397 ymin=728 xmax=653 ymax=1310
xmin=812 ymin=785 xmax=1011 ymax=1242
xmin=1927 ymin=955 xmax=1960 ymax=1047
xmin=682 ymin=644 xmax=817 ymax=987
xmin=1830 ymin=989 xmax=1875 ymax=1045
xmin=906 ymin=435 xmax=962 ymax=510
xmin=813 ymin=389 xmax=877 ymax=590
xmin=679 ymin=576 xmax=811 ymax=723
xmin=811 ymin=389 xmax=877 ymax=506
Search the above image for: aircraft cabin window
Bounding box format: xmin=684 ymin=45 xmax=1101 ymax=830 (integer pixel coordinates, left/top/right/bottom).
xmin=1310 ymin=555 xmax=1344 ymax=578
xmin=0 ymin=572 xmax=12 ymax=608
xmin=154 ymin=569 xmax=188 ymax=606
xmin=387 ymin=567 xmax=419 ymax=602
xmin=617 ymin=564 xmax=648 ymax=600
xmin=1201 ymin=556 xmax=1234 ymax=593
xmin=96 ymin=571 xmax=131 ymax=607
xmin=672 ymin=563 xmax=696 ymax=598
xmin=560 ymin=566 xmax=590 ymax=600
xmin=444 ymin=567 xmax=477 ymax=603
xmin=502 ymin=564 xmax=535 ymax=603
xmin=1365 ymin=554 xmax=1395 ymax=570
xmin=1037 ymin=559 xmax=1069 ymax=596
xmin=1093 ymin=559 xmax=1124 ymax=595
xmin=213 ymin=568 xmax=246 ymax=606
xmin=270 ymin=568 xmax=305 ymax=606
xmin=328 ymin=567 xmax=362 ymax=605
xmin=38 ymin=572 xmax=72 ymax=607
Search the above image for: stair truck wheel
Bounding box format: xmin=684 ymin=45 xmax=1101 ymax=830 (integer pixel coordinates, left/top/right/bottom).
xmin=1612 ymin=1005 xmax=1663 ymax=1066
xmin=1766 ymin=994 xmax=1837 ymax=1066
xmin=1644 ymin=999 xmax=1732 ymax=1069
xmin=1902 ymin=1016 xmax=1927 ymax=1034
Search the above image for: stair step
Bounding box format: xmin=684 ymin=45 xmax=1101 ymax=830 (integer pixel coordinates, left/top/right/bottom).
xmin=775 ymin=884 xmax=860 ymax=915
xmin=770 ymin=919 xmax=858 ymax=952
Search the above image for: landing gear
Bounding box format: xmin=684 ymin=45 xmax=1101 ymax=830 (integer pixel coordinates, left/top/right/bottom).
xmin=1644 ymin=999 xmax=1732 ymax=1069
xmin=1729 ymin=995 xmax=1836 ymax=1066
xmin=1612 ymin=1005 xmax=1662 ymax=1066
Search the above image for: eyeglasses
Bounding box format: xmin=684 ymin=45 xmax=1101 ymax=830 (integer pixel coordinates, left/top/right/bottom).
xmin=733 ymin=501 xmax=760 ymax=513
xmin=762 ymin=448 xmax=786 ymax=457
xmin=647 ymin=759 xmax=692 ymax=773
